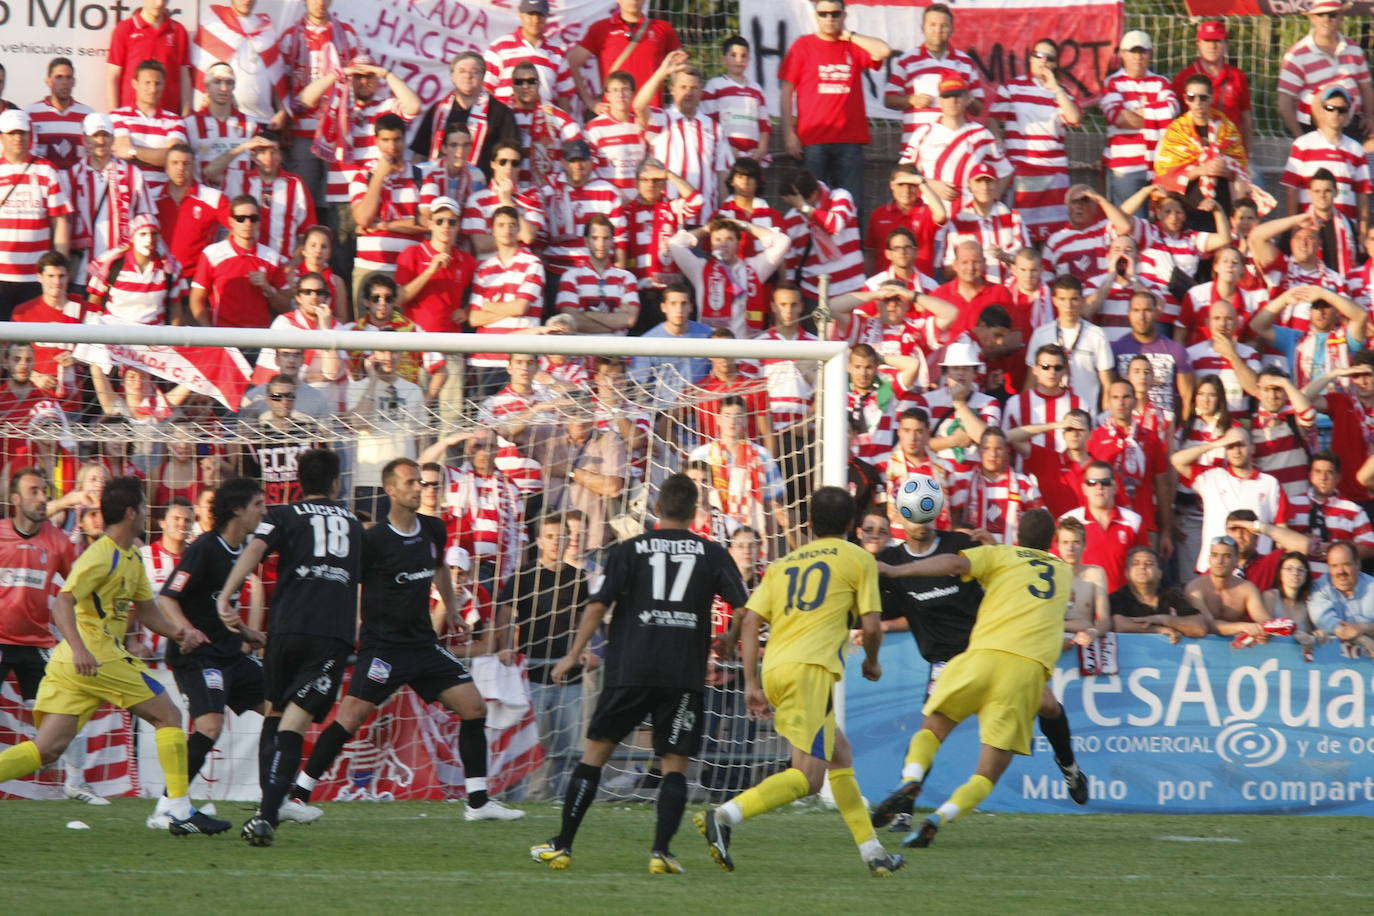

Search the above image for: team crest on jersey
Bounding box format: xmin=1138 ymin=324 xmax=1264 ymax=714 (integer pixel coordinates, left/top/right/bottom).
xmin=367 ymin=658 xmax=392 ymax=683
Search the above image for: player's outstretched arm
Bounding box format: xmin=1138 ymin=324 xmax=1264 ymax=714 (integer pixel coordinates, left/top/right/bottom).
xmin=553 ymin=600 xmax=606 ymax=684
xmin=51 ymin=592 xmax=98 ymax=676
xmin=740 ymin=611 xmax=771 ymax=720
xmin=141 ymin=597 xmax=209 ymax=653
xmin=877 ymin=554 xmax=969 ymax=579
xmin=217 ymin=538 xmax=270 ymax=631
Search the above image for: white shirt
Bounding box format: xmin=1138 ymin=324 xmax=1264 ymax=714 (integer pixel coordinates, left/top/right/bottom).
xmin=1026 ymin=320 xmax=1114 ymax=410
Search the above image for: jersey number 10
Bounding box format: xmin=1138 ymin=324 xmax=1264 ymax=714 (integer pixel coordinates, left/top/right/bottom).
xmin=784 ymin=561 xmax=831 ymax=613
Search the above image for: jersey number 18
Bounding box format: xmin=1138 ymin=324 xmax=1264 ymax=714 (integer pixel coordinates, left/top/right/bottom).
xmin=310 ymin=515 xmax=351 ymax=558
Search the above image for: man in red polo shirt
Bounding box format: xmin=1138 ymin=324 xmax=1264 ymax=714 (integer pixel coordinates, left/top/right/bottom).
xmin=927 ymin=240 xmax=1011 ymax=350
xmin=864 ymin=163 xmax=946 ymax=276
xmin=1009 ymin=408 xmax=1093 ymax=518
xmin=1088 ymin=379 xmax=1171 ymax=547
xmin=569 ymin=0 xmax=680 ymax=113
xmin=154 ymin=143 xmax=229 ymax=283
xmin=13 ymin=251 xmax=83 ymax=401
xmin=397 ymin=196 xmax=475 ymax=334
xmin=189 ymin=195 xmax=289 ymax=328
xmin=107 ymin=0 xmax=192 ymax=114
xmin=1172 ymin=21 xmax=1253 ymax=154
xmin=1062 ymin=459 xmax=1148 ymax=592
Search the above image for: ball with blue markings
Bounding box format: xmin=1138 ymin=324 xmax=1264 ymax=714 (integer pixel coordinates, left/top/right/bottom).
xmin=895 ymin=474 xmax=944 ymax=524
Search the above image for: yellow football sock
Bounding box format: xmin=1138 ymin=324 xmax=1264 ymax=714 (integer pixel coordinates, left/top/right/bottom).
xmin=0 ymin=740 xmax=43 ymax=782
xmin=935 ymin=774 xmax=995 ymax=824
xmin=828 ymin=767 xmax=877 ymax=847
xmin=735 ymin=767 xmax=811 ymax=820
xmin=156 ymin=727 xmax=190 ymax=799
xmin=902 ymin=729 xmax=941 ymax=782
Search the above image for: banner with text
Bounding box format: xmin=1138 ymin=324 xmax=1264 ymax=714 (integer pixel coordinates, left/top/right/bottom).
xmin=847 ymin=635 xmax=1374 ymax=814
xmin=1183 ymin=0 xmax=1374 ymax=17
xmin=740 ymin=0 xmax=1125 ymax=119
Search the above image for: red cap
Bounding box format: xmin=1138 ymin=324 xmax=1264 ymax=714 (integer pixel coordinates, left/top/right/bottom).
xmin=938 ymin=72 xmax=969 ymax=96
xmin=968 ymin=162 xmax=997 ymax=181
xmin=1197 ymin=21 xmax=1226 ymax=40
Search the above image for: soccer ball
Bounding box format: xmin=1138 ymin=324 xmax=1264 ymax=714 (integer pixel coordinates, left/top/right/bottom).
xmin=895 ymin=474 xmax=944 ymax=524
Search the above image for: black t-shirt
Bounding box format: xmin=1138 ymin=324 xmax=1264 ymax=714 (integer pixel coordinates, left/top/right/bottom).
xmin=240 ymin=441 xmax=319 ymax=507
xmin=498 ymin=560 xmax=589 ymax=684
xmin=591 ymin=529 xmax=748 ymax=691
xmin=256 ymin=498 xmax=364 ymax=644
xmin=878 ymin=532 xmax=982 ymax=663
xmin=160 ymin=532 xmax=248 ymax=666
xmin=1109 ymin=586 xmax=1195 ymax=619
xmin=408 ymin=96 xmax=519 ymax=175
xmin=360 ymin=515 xmax=448 ymax=651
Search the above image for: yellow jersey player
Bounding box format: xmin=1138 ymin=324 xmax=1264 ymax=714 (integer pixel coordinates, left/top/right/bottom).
xmin=0 ymin=477 xmax=230 ymax=835
xmin=874 ymin=506 xmax=1071 ymax=847
xmin=696 ymin=486 xmax=905 ymax=878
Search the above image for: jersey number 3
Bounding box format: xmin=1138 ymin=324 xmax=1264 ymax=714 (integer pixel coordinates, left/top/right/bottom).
xmin=310 ymin=515 xmax=351 ymax=559
xmin=1026 ymin=558 xmax=1056 ymax=599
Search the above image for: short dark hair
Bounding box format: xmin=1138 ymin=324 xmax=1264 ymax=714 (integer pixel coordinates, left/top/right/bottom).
xmin=362 ymin=272 xmax=399 ymax=300
xmin=1051 ymin=274 xmax=1083 ymax=295
xmin=727 ymin=156 xmax=763 ymax=184
xmin=662 ymin=281 xmax=692 ymax=301
xmin=1034 ymin=343 xmax=1067 ymax=363
xmin=135 ymin=59 xmax=166 ymax=79
xmin=1017 ymin=507 xmax=1055 ymax=551
xmin=977 ymin=305 xmax=1012 ymax=330
xmin=604 ymin=70 xmax=636 ymax=91
xmin=1184 ymin=73 xmax=1214 ymax=93
xmin=925 ymin=2 xmax=952 ymax=20
xmin=1312 ymin=450 xmax=1342 ymax=474
xmin=656 ymin=473 xmax=698 ymax=523
xmin=1355 ymin=349 xmax=1374 ymax=370
xmin=722 ymin=35 xmax=749 ymax=54
xmin=9 ymin=467 xmax=45 ymax=496
xmin=491 ymin=205 xmax=520 ymax=226
xmin=811 ymin=486 xmax=855 ymax=538
xmin=1226 ymin=508 xmax=1258 ymax=524
xmin=48 ymin=57 xmax=74 ymax=75
xmin=211 ymin=477 xmax=262 ymax=532
xmin=491 ymin=139 xmax=523 ymax=161
xmin=101 ymin=477 xmax=144 ymax=527
xmin=898 ymin=406 xmax=930 ymax=426
xmin=1310 ymin=167 xmax=1337 ymax=189
xmin=36 ymin=250 xmax=69 ymax=273
xmin=885 ymin=226 xmax=916 ymax=248
xmin=255 ymin=128 xmax=285 ymax=149
xmin=297 ymin=448 xmax=341 ymax=497
xmin=584 ymin=213 xmax=615 ymax=237
xmin=1232 ymin=197 xmax=1258 ymax=214
xmin=783 ymin=169 xmax=818 ymax=201
xmin=382 ymin=457 xmax=419 ymax=488
xmin=707 ymin=216 xmax=742 ymax=239
xmin=230 ymin=194 xmax=259 ymax=213
xmin=374 ymin=112 xmax=407 ymax=136
xmin=167 ymin=142 xmax=193 ymax=157
xmin=850 ymin=343 xmax=879 ymax=363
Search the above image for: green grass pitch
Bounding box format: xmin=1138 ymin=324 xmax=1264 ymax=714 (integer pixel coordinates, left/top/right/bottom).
xmin=4 ymin=800 xmax=1374 ymax=914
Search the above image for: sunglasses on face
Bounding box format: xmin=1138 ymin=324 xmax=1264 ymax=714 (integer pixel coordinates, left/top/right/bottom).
xmin=513 ymin=77 xmax=539 ymax=86
xmin=432 ymin=217 xmax=458 ymax=226
xmin=1084 ymin=477 xmax=1113 ymax=487
xmin=232 ymin=213 xmax=260 ymax=223
xmin=1030 ymin=51 xmax=1055 ymax=60
xmin=268 ymin=392 xmax=296 ymax=401
xmin=1038 ymin=363 xmax=1066 ymax=372
xmin=420 ymin=480 xmax=441 ymax=488
xmin=495 ymin=157 xmax=520 ymax=166
xmin=298 ymin=288 xmax=329 ymax=298
xmin=816 ymin=9 xmax=843 ymax=17
xmin=1186 ymin=92 xmax=1211 ymax=101
xmin=368 ymin=294 xmax=396 ymax=303
xmin=1325 ymin=104 xmax=1350 ymax=114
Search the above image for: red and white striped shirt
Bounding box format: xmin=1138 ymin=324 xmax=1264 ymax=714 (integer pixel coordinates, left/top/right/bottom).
xmin=1003 ymin=387 xmax=1082 ymax=449
xmin=1043 ymin=218 xmax=1111 ymax=282
xmin=899 ymin=120 xmax=1012 ymax=205
xmin=1176 ymin=417 xmax=1236 ymax=493
xmin=183 ymin=108 xmax=257 ymax=189
xmin=1180 ymin=280 xmax=1266 ymax=345
xmin=885 ymin=46 xmax=985 ymax=146
xmin=325 ymin=96 xmax=411 ymax=203
xmin=529 ymin=176 xmax=626 ymax=273
xmin=1138 ymin=220 xmax=1213 ymax=282
xmin=225 ymin=169 xmax=314 ymax=261
xmin=989 ymin=76 xmax=1071 ymax=174
xmin=625 ymin=192 xmax=702 ymax=289
xmin=1281 ymin=130 xmax=1372 ymax=221
xmin=585 ymin=113 xmax=648 ymax=201
xmin=783 ymin=184 xmax=865 ymax=297
xmin=458 ymin=183 xmax=543 ymax=239
xmin=192 ymin=5 xmax=286 ymax=124
xmin=86 ymin=248 xmax=186 ymax=325
xmin=646 ymin=108 xmax=729 ymax=214
xmin=1186 ymin=338 xmax=1261 ymax=413
xmin=713 ymin=197 xmax=786 ymax=259
xmin=511 ymin=103 xmax=582 ymax=187
xmin=1084 ymin=258 xmax=1175 ymax=341
xmin=848 ymin=385 xmax=899 ymax=467
xmin=139 ymin=539 xmax=182 ymax=668
xmin=110 ymin=105 xmax=188 ymax=195
xmin=483 ymin=31 xmax=575 ymax=108
xmin=1099 ymin=70 xmax=1178 ymax=177
xmin=938 ymin=203 xmax=1028 ymax=285
xmin=1251 ymin=407 xmax=1318 ymax=501
xmin=1262 ymin=254 xmax=1350 ymax=332
xmin=752 ymin=326 xmax=817 ymax=430
xmin=442 ymin=464 xmax=523 ymax=579
xmin=0 ymin=156 xmax=72 ymax=280
xmin=948 ymin=467 xmax=1044 ymax=545
xmin=64 ymin=157 xmax=152 ymax=270
xmin=469 ymin=248 xmax=545 ymax=366
xmin=24 ymin=98 xmax=94 ymax=171
xmin=702 ymin=75 xmax=769 ymax=153
xmin=847 ymin=304 xmax=923 ymax=359
xmin=479 ymin=385 xmax=556 ymax=496
xmin=1281 ymin=489 xmax=1374 ymax=575
xmin=348 ymin=169 xmax=422 ymax=273
xmin=1278 ymin=33 xmax=1371 ymax=129
xmin=556 ymin=262 xmax=640 ymax=335
xmin=278 ymin=15 xmax=362 ymax=139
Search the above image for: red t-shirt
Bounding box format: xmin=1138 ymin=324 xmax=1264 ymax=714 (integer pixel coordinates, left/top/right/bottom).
xmin=694 ymin=372 xmax=769 ymax=442
xmin=191 ymin=238 xmax=288 ymax=329
xmin=12 ymin=295 xmax=82 ymax=377
xmin=1326 ymin=391 xmax=1374 ymax=502
xmin=866 ymin=200 xmax=940 ymax=277
xmin=155 ymin=183 xmax=229 ymax=280
xmin=1238 ymin=549 xmax=1283 ymax=593
xmin=578 ymin=14 xmax=681 ymax=95
xmin=928 ymin=278 xmax=1013 ymax=344
xmin=395 ymin=241 xmax=476 ymax=334
xmin=1076 ymin=508 xmax=1148 ymax=592
xmin=1023 ymin=444 xmax=1089 ymax=519
xmin=108 ymin=12 xmax=190 ymax=113
xmin=778 ymin=35 xmax=878 ymax=146
xmin=0 ymin=519 xmax=75 ymax=647
xmin=1087 ymin=424 xmax=1168 ymax=531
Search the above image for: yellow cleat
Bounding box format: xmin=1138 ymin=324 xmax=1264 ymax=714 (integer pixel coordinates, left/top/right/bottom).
xmin=649 ymin=851 xmax=685 ymax=875
xmin=531 ymin=840 xmax=572 ymax=870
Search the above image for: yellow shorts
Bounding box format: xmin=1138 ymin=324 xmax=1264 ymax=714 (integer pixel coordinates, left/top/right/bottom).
xmin=33 ymin=655 xmax=165 ymax=727
xmin=763 ymin=661 xmax=838 ymax=761
xmin=922 ymin=649 xmax=1049 ymax=756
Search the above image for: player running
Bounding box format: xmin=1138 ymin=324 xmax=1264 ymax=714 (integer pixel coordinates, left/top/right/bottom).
xmin=218 ymin=448 xmax=364 ymax=847
xmin=697 ymin=486 xmax=906 ymax=878
xmin=531 ymin=473 xmax=748 ymax=875
xmin=875 ymin=507 xmax=1071 ymax=847
xmin=284 ymin=458 xmax=524 ymax=822
xmin=0 ymin=477 xmax=230 ymax=835
xmin=147 ymin=478 xmax=271 ymax=830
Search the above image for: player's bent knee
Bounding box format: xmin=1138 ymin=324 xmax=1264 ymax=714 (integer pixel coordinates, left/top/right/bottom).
xmin=194 ymin=713 xmax=225 ymax=740
xmin=335 ymin=697 xmax=375 ymax=733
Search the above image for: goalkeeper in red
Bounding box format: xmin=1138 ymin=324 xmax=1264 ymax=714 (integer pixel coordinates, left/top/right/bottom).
xmin=874 ymin=507 xmax=1071 ymax=847
xmin=697 ymin=486 xmax=904 ymax=878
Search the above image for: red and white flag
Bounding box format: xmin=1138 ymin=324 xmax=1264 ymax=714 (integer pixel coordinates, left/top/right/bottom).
xmin=73 ymin=333 xmax=252 ymax=410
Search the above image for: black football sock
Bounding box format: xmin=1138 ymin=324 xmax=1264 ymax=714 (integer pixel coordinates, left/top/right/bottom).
xmin=290 ymin=721 xmax=354 ymax=802
xmin=458 ymin=717 xmax=489 ymax=807
xmin=186 ymin=732 xmax=217 ymax=786
xmin=556 ymin=762 xmax=602 ymax=850
xmin=1039 ymin=706 xmax=1076 ymax=767
xmin=260 ymin=730 xmax=305 ymax=826
xmin=257 ymin=716 xmax=280 ymax=792
xmin=653 ymin=771 xmax=688 ymax=854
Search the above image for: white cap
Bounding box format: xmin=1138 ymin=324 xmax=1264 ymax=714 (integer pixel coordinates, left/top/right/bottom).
xmin=82 ymin=112 xmax=115 ymax=136
xmin=445 ymin=545 xmax=471 ymax=572
xmin=1120 ymin=30 xmax=1152 ymax=51
xmin=0 ymin=109 xmax=31 ymax=133
xmin=428 ymin=196 xmax=461 ymax=215
xmin=939 ymin=339 xmax=985 ymax=368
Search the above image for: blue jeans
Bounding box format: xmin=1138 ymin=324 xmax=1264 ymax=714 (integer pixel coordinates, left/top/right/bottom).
xmin=802 ymin=142 xmax=867 ymax=221
xmin=1106 ymin=169 xmax=1151 ymax=206
xmin=528 ymin=679 xmax=583 ymax=800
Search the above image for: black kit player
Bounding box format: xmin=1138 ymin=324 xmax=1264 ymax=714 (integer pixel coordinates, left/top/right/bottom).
xmin=148 ymin=478 xmax=278 ymax=829
xmin=285 ymin=458 xmax=524 ymax=822
xmin=530 ymin=473 xmax=749 ymax=875
xmin=217 ymin=448 xmax=364 ymax=847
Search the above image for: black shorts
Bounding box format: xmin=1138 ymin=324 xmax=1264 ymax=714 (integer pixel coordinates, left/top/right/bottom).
xmin=263 ymin=634 xmax=352 ymax=722
xmin=587 ymin=686 xmax=705 ymax=757
xmin=171 ymin=653 xmax=266 ymax=720
xmin=0 ymin=644 xmax=50 ymax=701
xmin=347 ymin=645 xmax=472 ymax=706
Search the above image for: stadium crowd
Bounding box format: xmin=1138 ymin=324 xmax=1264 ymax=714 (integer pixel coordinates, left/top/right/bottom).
xmin=6 ymin=0 xmax=1374 ymax=807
